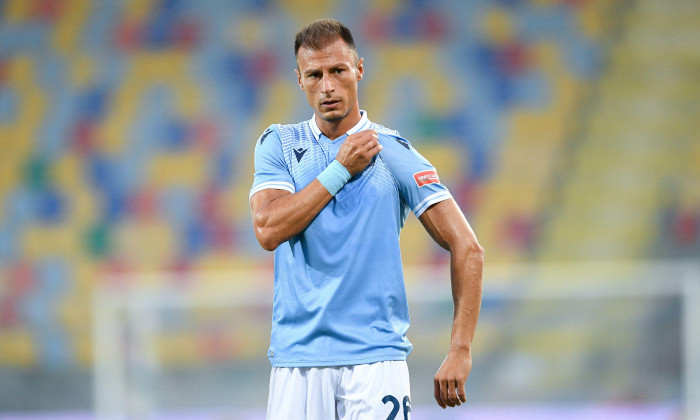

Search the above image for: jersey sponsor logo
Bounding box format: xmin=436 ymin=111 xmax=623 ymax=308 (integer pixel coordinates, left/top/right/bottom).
xmin=413 ymin=170 xmax=439 ymax=187
xmin=293 ymin=147 xmax=307 ymax=162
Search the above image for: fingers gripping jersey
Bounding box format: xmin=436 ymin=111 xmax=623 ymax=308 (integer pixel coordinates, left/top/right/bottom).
xmin=250 ymin=112 xmax=452 ymax=367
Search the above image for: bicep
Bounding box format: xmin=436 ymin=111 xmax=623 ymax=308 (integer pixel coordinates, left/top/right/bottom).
xmin=418 ymin=199 xmax=479 ymax=251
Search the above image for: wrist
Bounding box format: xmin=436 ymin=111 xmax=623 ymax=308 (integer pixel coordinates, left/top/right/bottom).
xmin=317 ymin=160 xmax=351 ymax=196
xmin=449 ymin=343 xmax=472 ymax=354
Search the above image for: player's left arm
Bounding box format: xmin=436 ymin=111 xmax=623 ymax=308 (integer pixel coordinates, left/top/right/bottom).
xmin=418 ymin=199 xmax=484 ymax=409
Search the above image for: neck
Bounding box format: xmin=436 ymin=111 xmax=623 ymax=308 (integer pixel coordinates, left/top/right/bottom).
xmin=316 ymin=105 xmax=361 ymax=140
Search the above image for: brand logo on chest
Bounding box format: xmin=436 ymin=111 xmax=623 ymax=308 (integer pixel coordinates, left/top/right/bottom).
xmin=293 ymin=147 xmax=307 ymax=162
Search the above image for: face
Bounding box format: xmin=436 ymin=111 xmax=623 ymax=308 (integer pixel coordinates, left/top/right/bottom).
xmin=295 ymin=38 xmax=364 ymax=124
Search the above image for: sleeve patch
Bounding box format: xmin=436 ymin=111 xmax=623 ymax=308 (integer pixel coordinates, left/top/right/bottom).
xmin=413 ymin=170 xmax=440 ymax=187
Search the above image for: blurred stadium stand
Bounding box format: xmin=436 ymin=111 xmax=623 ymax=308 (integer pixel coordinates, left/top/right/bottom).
xmin=539 ymin=0 xmax=700 ymax=261
xmin=0 ymin=0 xmax=697 ymax=417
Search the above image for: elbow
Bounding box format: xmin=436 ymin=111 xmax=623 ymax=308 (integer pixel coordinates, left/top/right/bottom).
xmin=470 ymin=244 xmax=485 ymax=267
xmin=255 ymin=226 xmax=281 ymax=252
xmin=253 ymin=213 xmax=280 ymax=251
xmin=253 ymin=214 xmax=280 ymax=251
xmin=457 ymin=240 xmax=484 ymax=262
xmin=471 ymin=243 xmax=485 ymax=261
xmin=257 ymin=236 xmax=278 ymax=252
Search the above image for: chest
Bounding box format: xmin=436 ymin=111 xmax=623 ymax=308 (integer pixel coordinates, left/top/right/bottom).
xmin=284 ymin=138 xmax=397 ymax=207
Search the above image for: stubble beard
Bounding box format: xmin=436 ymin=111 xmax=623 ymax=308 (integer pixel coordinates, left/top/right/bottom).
xmin=320 ymin=103 xmax=354 ymax=123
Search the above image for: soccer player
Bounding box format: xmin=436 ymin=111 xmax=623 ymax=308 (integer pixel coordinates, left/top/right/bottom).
xmin=249 ymin=18 xmax=484 ymax=419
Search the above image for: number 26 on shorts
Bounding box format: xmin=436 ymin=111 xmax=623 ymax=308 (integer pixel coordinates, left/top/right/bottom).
xmin=382 ymin=395 xmax=410 ymax=420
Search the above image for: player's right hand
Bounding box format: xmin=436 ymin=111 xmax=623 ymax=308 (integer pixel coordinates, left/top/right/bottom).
xmin=335 ymin=129 xmax=382 ymax=176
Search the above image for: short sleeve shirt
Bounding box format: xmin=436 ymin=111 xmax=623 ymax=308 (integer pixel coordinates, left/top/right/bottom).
xmin=250 ymin=111 xmax=452 ymax=367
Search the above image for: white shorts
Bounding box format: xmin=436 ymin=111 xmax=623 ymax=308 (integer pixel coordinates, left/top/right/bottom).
xmin=266 ymin=360 xmax=411 ymax=420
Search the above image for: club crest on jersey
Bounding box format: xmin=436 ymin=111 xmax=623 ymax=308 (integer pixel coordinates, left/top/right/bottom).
xmin=293 ymin=147 xmax=307 ymax=162
xmin=413 ymin=170 xmax=440 ymax=187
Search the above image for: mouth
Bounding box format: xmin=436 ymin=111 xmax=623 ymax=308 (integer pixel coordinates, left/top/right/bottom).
xmin=320 ymin=99 xmax=341 ymax=107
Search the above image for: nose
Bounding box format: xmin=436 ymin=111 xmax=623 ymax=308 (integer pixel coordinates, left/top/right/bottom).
xmin=321 ymin=73 xmax=334 ymax=94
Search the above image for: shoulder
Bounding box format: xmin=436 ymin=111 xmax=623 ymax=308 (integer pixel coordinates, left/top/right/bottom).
xmin=257 ymin=124 xmax=281 ymax=146
xmin=370 ymin=122 xmax=415 ymax=155
xmin=255 ymin=120 xmax=312 ymax=148
xmin=259 ymin=120 xmax=315 ymax=147
xmin=370 ymin=121 xmax=402 ymax=139
xmin=279 ymin=120 xmax=313 ymax=139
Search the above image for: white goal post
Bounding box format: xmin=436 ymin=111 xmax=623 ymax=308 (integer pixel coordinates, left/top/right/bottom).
xmin=93 ymin=261 xmax=700 ymax=419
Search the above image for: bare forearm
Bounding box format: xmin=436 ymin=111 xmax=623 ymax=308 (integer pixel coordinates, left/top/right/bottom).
xmin=253 ymin=180 xmax=332 ymax=250
xmin=448 ymin=246 xmax=484 ymax=351
xmin=431 ymin=243 xmax=483 ymax=409
xmin=421 ymin=200 xmax=484 ymax=408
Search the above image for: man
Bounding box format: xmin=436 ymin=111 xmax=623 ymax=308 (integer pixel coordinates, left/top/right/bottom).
xmin=249 ymin=18 xmax=483 ymax=419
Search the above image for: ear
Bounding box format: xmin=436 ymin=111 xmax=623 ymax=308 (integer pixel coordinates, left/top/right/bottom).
xmin=294 ymin=68 xmax=304 ymax=90
xmin=356 ymin=57 xmax=364 ymax=81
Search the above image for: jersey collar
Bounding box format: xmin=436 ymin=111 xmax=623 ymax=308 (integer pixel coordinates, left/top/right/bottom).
xmin=309 ymin=110 xmax=371 ymax=140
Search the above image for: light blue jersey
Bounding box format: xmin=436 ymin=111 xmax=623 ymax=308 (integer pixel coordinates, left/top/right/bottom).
xmin=250 ymin=112 xmax=452 ymax=367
